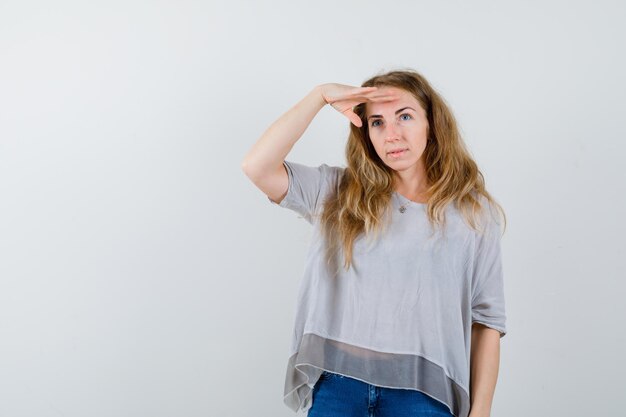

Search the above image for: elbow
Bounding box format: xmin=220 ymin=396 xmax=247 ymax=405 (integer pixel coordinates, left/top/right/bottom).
xmin=241 ymin=157 xmax=262 ymax=181
xmin=241 ymin=157 xmax=254 ymax=177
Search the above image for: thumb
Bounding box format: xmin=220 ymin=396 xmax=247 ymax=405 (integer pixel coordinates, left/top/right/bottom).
xmin=343 ymin=109 xmax=363 ymax=128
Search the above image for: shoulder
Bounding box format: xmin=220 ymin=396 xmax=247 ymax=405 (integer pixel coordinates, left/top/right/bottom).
xmin=322 ymin=164 xmax=346 ymax=184
xmin=319 ymin=164 xmax=346 ymax=201
xmin=459 ymin=192 xmax=503 ymax=238
xmin=476 ymin=195 xmax=504 ymax=240
xmin=283 ymin=160 xmax=345 ymax=178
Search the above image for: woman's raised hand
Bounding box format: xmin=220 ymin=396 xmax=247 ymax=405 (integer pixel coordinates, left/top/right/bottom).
xmin=318 ymin=83 xmax=399 ymax=128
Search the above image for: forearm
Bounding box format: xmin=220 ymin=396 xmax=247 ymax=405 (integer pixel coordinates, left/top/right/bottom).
xmin=241 ymin=86 xmax=327 ymax=177
xmin=469 ymin=323 xmax=501 ymax=417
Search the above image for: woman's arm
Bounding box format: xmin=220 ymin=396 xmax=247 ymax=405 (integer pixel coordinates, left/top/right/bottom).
xmin=241 ymin=86 xmax=327 ymax=177
xmin=468 ymin=323 xmax=501 ymax=417
xmin=241 ymin=84 xmax=395 ymax=203
xmin=241 ymin=86 xmax=327 ymax=203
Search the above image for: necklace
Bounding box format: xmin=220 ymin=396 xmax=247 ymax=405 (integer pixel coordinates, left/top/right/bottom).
xmin=395 ymin=192 xmax=410 ymax=213
xmin=396 ymin=191 xmax=427 ymax=213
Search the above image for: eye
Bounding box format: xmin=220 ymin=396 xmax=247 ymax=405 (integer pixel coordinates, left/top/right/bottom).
xmin=370 ymin=114 xmax=412 ymax=127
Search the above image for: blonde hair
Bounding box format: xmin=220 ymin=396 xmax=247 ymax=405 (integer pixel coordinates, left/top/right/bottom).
xmin=319 ymin=68 xmax=506 ymax=272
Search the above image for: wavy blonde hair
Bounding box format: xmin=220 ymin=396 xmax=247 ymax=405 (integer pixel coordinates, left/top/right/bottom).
xmin=319 ymin=68 xmax=506 ymax=272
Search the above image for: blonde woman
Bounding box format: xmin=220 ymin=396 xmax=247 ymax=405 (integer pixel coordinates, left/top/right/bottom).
xmin=241 ymin=69 xmax=507 ymax=417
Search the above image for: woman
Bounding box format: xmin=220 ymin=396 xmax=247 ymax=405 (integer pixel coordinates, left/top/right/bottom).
xmin=241 ymin=69 xmax=507 ymax=417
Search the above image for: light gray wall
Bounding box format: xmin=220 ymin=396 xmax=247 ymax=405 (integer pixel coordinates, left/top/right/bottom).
xmin=1 ymin=0 xmax=624 ymax=416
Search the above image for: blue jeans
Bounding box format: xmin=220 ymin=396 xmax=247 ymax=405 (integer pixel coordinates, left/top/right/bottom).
xmin=308 ymin=371 xmax=455 ymax=417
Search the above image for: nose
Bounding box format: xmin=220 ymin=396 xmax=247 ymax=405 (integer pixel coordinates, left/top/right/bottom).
xmin=384 ymin=120 xmax=401 ymax=142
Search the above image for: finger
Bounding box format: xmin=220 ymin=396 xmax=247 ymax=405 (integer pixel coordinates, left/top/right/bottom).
xmin=363 ymin=91 xmax=400 ymax=99
xmin=339 ymin=87 xmax=379 ymax=98
xmin=367 ymin=94 xmax=401 ymax=102
xmin=343 ymin=110 xmax=363 ymax=128
xmin=345 ymin=94 xmax=400 ymax=107
xmin=350 ymin=115 xmax=363 ymax=128
xmin=348 ymin=90 xmax=400 ymax=101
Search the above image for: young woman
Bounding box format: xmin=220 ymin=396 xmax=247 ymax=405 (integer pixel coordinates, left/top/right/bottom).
xmin=241 ymin=69 xmax=507 ymax=417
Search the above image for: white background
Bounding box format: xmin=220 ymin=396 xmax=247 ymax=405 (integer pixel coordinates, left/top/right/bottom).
xmin=1 ymin=1 xmax=624 ymax=416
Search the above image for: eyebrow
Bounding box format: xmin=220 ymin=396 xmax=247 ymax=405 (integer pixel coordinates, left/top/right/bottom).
xmin=366 ymin=107 xmax=416 ymax=120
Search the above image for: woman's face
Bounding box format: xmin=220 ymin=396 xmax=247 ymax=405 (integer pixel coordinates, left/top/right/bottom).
xmin=365 ymin=86 xmax=429 ymax=174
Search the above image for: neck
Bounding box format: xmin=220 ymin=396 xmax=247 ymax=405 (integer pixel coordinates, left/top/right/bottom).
xmin=393 ymin=166 xmax=430 ymax=201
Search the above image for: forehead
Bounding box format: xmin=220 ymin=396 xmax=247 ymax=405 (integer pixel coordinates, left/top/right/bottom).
xmin=365 ymin=86 xmax=424 ymax=116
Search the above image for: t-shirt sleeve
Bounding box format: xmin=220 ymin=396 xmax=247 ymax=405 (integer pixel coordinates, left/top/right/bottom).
xmin=470 ymin=205 xmax=507 ymax=338
xmin=267 ymin=160 xmax=341 ymax=225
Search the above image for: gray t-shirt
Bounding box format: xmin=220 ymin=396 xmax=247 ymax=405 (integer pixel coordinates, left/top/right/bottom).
xmin=268 ymin=160 xmax=507 ymax=417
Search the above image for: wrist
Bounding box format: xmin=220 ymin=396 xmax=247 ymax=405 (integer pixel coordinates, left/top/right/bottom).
xmin=310 ymin=85 xmax=328 ymax=108
xmin=469 ymin=404 xmax=491 ymax=417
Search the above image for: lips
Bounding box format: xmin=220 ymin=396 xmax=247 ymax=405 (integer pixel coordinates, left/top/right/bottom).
xmin=387 ymin=148 xmax=408 ymax=155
